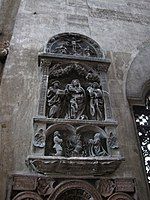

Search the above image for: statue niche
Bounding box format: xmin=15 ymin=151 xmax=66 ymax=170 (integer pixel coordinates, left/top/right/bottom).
xmin=46 ymin=64 xmax=105 ymax=121
xmin=45 ymin=125 xmax=109 ymax=158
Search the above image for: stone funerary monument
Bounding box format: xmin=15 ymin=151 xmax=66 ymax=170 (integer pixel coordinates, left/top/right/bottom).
xmin=0 ymin=1 xmax=150 ymax=200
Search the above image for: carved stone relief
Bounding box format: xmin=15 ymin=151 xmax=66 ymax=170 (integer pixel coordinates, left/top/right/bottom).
xmin=44 ymin=124 xmax=109 ymax=157
xmin=96 ymin=179 xmax=115 ymax=197
xmin=46 ymin=63 xmax=106 ymax=121
xmin=45 ymin=33 xmax=104 ymax=58
xmin=37 ymin=178 xmax=55 ymax=197
xmin=108 ymin=132 xmax=119 ymax=149
xmin=8 ymin=175 xmax=136 ymax=200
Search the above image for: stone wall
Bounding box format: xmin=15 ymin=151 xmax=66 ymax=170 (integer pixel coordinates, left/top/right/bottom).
xmin=0 ymin=0 xmax=150 ymax=199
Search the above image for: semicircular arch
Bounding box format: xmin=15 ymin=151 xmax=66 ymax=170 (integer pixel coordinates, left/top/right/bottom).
xmin=126 ymin=40 xmax=150 ymax=105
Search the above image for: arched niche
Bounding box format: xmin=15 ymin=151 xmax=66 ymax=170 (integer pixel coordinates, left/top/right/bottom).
xmin=44 ymin=124 xmax=76 ymax=156
xmin=76 ymin=125 xmax=109 ymax=156
xmin=126 ymin=41 xmax=150 ymax=105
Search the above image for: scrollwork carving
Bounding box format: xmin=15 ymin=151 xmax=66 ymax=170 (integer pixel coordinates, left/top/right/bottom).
xmin=108 ymin=132 xmax=119 ymax=149
xmin=96 ymin=179 xmax=115 ymax=197
xmin=33 ymin=129 xmax=45 ymax=148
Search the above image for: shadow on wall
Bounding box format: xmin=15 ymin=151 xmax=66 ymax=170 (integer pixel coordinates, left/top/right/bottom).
xmin=126 ymin=40 xmax=150 ymax=105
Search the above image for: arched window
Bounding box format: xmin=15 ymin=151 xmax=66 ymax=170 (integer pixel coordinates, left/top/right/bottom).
xmin=133 ymin=92 xmax=150 ymax=187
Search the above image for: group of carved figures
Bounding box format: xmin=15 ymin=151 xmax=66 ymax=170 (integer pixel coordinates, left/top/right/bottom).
xmin=51 ymin=131 xmax=118 ymax=157
xmin=47 ymin=79 xmax=104 ymax=120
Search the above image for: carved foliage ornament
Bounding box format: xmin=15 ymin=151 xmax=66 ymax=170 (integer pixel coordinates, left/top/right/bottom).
xmin=45 ymin=33 xmax=104 ymax=58
xmin=96 ymin=179 xmax=115 ymax=197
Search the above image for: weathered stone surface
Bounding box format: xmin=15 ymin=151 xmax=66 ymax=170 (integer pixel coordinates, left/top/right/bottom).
xmin=0 ymin=0 xmax=150 ymax=200
xmin=6 ymin=174 xmax=136 ymax=200
xmin=126 ymin=41 xmax=150 ymax=104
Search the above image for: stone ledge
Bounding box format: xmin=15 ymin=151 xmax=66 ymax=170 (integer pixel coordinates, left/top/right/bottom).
xmin=33 ymin=116 xmax=118 ymax=126
xmin=27 ymin=155 xmax=124 ymax=177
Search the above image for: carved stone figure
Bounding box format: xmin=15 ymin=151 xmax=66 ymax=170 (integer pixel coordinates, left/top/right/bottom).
xmin=33 ymin=129 xmax=45 ymax=148
xmin=108 ymin=132 xmax=119 ymax=149
xmin=46 ymin=33 xmax=104 ymax=58
xmin=47 ymin=81 xmax=65 ymax=118
xmin=53 ymin=131 xmax=63 ymax=156
xmin=65 ymin=79 xmax=86 ymax=119
xmin=72 ymin=134 xmax=82 ymax=156
xmin=89 ymin=133 xmax=108 ymax=157
xmin=87 ymin=82 xmax=104 ymax=120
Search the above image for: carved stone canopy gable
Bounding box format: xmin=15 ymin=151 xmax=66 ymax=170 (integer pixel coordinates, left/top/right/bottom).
xmin=45 ymin=32 xmax=105 ymax=59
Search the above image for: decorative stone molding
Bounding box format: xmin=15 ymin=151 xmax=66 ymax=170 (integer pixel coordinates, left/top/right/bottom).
xmin=27 ymin=155 xmax=124 ymax=176
xmin=6 ymin=175 xmax=137 ymax=200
